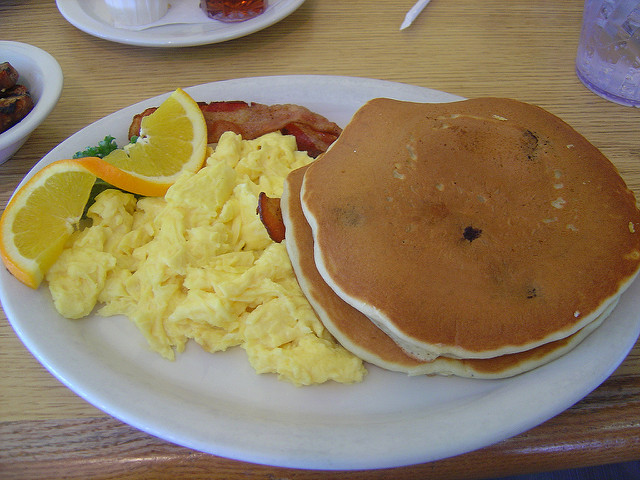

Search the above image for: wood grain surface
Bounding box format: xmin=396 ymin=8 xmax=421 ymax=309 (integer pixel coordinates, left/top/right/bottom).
xmin=1 ymin=1 xmax=639 ymax=478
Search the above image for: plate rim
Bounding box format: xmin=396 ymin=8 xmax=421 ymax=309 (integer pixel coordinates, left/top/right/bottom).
xmin=55 ymin=0 xmax=306 ymax=47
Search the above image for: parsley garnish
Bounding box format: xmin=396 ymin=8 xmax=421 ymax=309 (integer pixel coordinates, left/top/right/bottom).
xmin=73 ymin=135 xmax=118 ymax=159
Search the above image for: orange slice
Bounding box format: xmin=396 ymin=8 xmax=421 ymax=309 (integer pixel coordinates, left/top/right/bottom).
xmin=0 ymin=88 xmax=208 ymax=288
xmin=0 ymin=160 xmax=96 ymax=288
xmin=95 ymin=88 xmax=208 ymax=196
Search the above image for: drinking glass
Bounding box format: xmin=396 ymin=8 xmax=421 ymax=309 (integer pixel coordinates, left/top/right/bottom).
xmin=575 ymin=0 xmax=640 ymax=107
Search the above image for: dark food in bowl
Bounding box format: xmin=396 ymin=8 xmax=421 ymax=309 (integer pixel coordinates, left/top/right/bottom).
xmin=0 ymin=62 xmax=35 ymax=134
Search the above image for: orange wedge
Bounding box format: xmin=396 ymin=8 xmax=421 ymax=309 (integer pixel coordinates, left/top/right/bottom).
xmin=95 ymin=88 xmax=208 ymax=196
xmin=0 ymin=88 xmax=208 ymax=288
xmin=0 ymin=160 xmax=96 ymax=288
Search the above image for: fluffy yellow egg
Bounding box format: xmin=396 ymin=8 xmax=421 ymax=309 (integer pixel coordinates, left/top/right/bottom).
xmin=46 ymin=132 xmax=366 ymax=386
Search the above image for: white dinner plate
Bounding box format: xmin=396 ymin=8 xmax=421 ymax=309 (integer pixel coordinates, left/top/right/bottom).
xmin=56 ymin=0 xmax=304 ymax=47
xmin=2 ymin=76 xmax=639 ymax=470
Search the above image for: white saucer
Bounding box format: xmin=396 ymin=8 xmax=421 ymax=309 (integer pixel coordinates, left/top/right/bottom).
xmin=56 ymin=0 xmax=305 ymax=47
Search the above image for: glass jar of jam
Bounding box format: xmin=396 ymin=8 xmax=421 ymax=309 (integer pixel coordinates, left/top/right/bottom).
xmin=201 ymin=0 xmax=267 ymax=22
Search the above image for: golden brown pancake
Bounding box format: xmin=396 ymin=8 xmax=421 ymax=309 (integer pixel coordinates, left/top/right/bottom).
xmin=283 ymin=165 xmax=616 ymax=378
xmin=301 ymin=97 xmax=640 ymax=360
xmin=283 ymin=165 xmax=426 ymax=372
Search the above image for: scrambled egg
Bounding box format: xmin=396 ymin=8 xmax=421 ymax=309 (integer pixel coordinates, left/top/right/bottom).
xmin=46 ymin=132 xmax=366 ymax=386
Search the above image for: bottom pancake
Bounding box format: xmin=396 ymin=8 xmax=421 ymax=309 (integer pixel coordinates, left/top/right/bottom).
xmin=281 ymin=165 xmax=614 ymax=378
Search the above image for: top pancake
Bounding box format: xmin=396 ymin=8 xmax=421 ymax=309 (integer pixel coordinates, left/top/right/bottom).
xmin=283 ymin=164 xmax=616 ymax=378
xmin=300 ymin=97 xmax=640 ymax=359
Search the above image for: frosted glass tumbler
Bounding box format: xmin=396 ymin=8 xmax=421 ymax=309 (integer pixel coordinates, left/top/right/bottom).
xmin=575 ymin=0 xmax=640 ymax=107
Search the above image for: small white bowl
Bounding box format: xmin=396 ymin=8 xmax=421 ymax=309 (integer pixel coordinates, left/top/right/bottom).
xmin=0 ymin=41 xmax=63 ymax=165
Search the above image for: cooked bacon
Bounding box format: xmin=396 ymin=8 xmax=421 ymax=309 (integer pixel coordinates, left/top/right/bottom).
xmin=128 ymin=107 xmax=156 ymax=139
xmin=257 ymin=192 xmax=285 ymax=243
xmin=128 ymin=101 xmax=342 ymax=158
xmin=280 ymin=122 xmax=337 ymax=159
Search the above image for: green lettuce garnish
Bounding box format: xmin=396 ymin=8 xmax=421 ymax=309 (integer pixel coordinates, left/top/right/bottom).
xmin=72 ymin=135 xmax=119 ymax=159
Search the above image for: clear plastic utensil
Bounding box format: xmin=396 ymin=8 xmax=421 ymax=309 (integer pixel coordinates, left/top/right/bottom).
xmin=400 ymin=0 xmax=433 ymax=30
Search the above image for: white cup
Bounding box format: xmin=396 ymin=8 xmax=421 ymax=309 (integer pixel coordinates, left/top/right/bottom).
xmin=104 ymin=0 xmax=170 ymax=26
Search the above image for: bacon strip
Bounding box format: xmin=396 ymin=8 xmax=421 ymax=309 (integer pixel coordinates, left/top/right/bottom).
xmin=257 ymin=192 xmax=285 ymax=243
xmin=128 ymin=101 xmax=342 ymax=158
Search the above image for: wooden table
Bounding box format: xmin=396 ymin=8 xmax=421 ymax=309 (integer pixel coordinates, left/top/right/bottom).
xmin=1 ymin=1 xmax=639 ymax=478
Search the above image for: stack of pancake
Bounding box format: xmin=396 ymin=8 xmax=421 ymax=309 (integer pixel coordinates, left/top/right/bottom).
xmin=280 ymin=97 xmax=640 ymax=378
